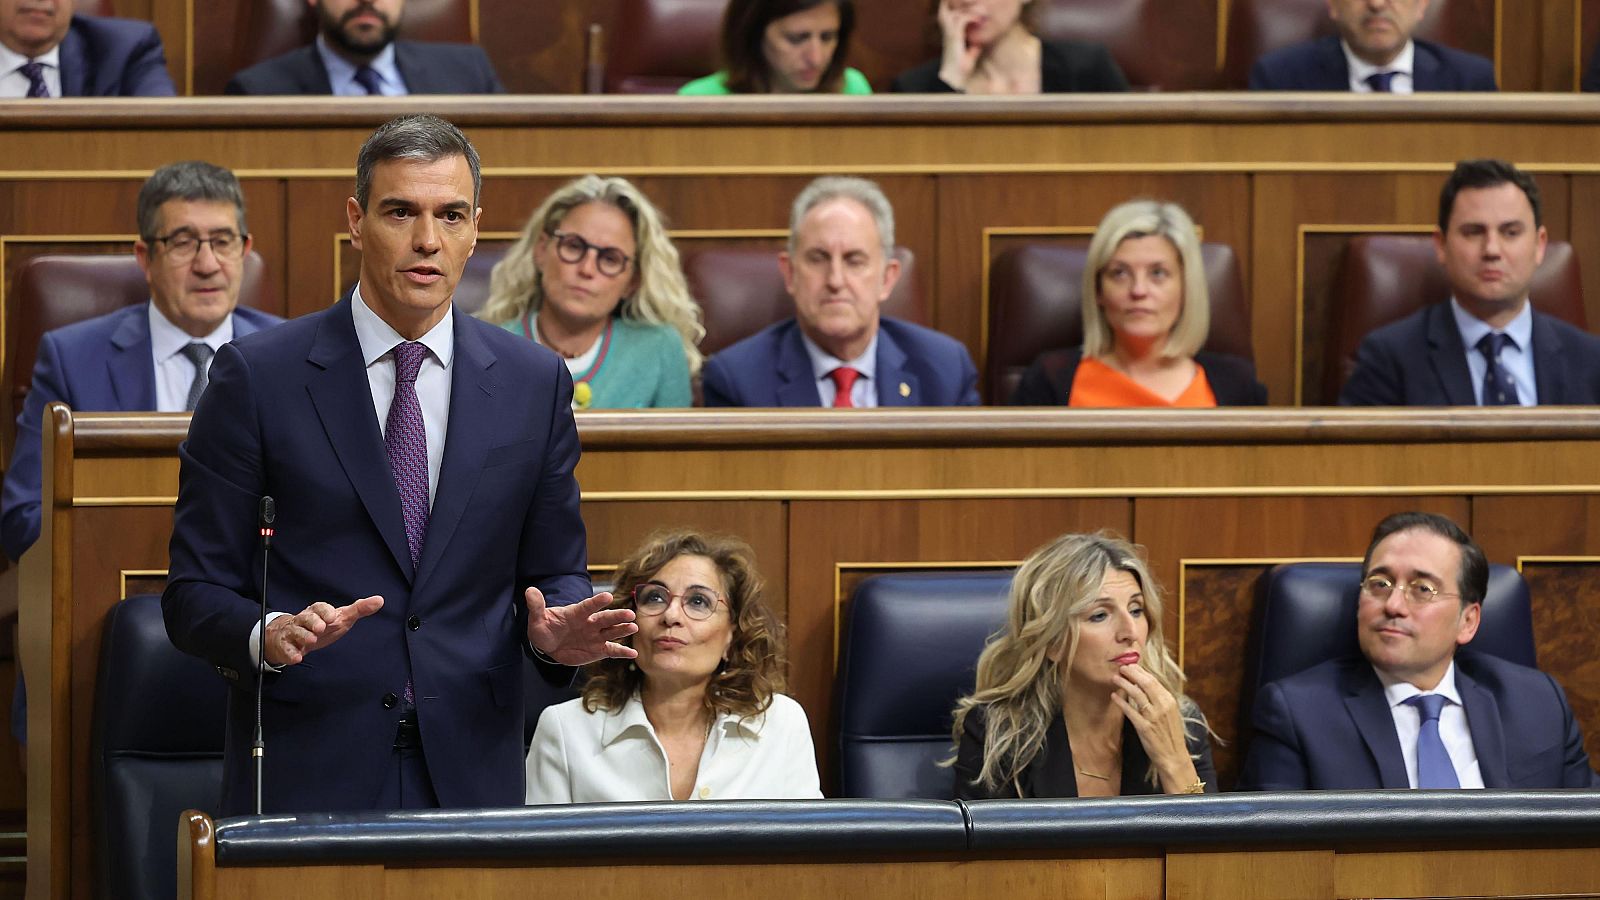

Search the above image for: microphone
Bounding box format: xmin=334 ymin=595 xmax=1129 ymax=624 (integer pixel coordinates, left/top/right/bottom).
xmin=253 ymin=496 xmax=276 ymax=815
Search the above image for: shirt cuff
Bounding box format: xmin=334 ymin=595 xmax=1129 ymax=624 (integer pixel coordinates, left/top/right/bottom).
xmin=250 ymin=611 xmax=289 ymax=672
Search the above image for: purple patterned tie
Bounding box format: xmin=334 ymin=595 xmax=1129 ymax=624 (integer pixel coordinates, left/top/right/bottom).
xmin=19 ymin=61 xmax=49 ymax=98
xmin=385 ymin=342 xmax=429 ymax=571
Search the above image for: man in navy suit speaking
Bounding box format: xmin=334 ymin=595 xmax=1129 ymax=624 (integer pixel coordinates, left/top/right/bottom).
xmin=163 ymin=115 xmax=635 ymax=815
xmin=703 ymin=176 xmax=979 ymax=408
xmin=1249 ymin=0 xmax=1495 ymax=93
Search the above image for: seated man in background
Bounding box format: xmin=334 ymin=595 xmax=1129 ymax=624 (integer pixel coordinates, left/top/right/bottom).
xmin=226 ymin=0 xmax=502 ymax=95
xmin=1340 ymin=159 xmax=1600 ymax=406
xmin=1239 ymin=511 xmax=1598 ymax=791
xmin=1250 ymin=0 xmax=1495 ymax=92
xmin=703 ymin=176 xmax=978 ymax=407
xmin=1 ymin=0 xmax=176 ymax=96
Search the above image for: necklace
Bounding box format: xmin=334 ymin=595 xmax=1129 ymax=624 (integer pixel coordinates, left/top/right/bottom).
xmin=1076 ymin=767 xmax=1111 ymax=781
xmin=532 ymin=313 xmax=595 ymax=360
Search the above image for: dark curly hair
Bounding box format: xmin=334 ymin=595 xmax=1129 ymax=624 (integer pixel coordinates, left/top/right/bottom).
xmin=581 ymin=530 xmax=787 ymax=721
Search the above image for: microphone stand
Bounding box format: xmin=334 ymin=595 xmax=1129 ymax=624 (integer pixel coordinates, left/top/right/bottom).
xmin=254 ymin=496 xmax=276 ymax=816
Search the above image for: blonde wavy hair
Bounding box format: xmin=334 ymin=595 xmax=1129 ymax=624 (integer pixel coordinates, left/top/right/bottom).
xmin=476 ymin=175 xmax=705 ymax=374
xmin=581 ymin=530 xmax=786 ymax=722
xmin=950 ymin=531 xmax=1204 ymax=794
xmin=1081 ymin=199 xmax=1211 ymax=362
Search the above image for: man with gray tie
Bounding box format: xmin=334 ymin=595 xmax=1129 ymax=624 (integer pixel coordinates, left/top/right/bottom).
xmin=1339 ymin=159 xmax=1600 ymax=406
xmin=1240 ymin=511 xmax=1598 ymax=791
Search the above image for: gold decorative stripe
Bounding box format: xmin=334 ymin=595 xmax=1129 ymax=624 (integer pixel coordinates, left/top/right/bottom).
xmin=576 ymin=484 xmax=1600 ymax=502
xmin=120 ymin=569 xmax=169 ymax=601
xmin=1516 ymin=555 xmax=1600 ymax=572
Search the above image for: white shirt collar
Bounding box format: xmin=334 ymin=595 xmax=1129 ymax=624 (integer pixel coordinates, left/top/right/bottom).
xmin=1342 ymin=39 xmax=1416 ymax=91
xmin=351 ymin=283 xmax=454 ymax=369
xmin=598 ymin=692 xmax=759 ymax=747
xmin=0 ymin=41 xmax=61 ymax=75
xmin=800 ymin=328 xmax=878 ymax=385
xmin=147 ymin=300 xmax=234 ymax=361
xmin=1449 ymin=295 xmax=1534 ymax=353
xmin=1376 ymin=658 xmax=1464 ymax=709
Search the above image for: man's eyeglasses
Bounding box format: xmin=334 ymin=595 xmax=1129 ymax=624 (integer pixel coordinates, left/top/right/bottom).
xmin=153 ymin=230 xmax=247 ymax=264
xmin=549 ymin=230 xmax=632 ymax=278
xmin=1360 ymin=574 xmax=1459 ymax=606
xmin=630 ymin=584 xmax=726 ymax=621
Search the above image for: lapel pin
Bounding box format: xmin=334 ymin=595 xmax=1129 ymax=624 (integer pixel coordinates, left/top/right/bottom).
xmin=899 ymin=382 xmax=911 ymax=398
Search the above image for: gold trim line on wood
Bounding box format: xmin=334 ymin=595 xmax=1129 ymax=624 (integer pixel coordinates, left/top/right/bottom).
xmin=1175 ymin=556 xmax=1363 ymax=668
xmin=831 ymin=560 xmax=1021 ymax=664
xmin=120 ymin=569 xmax=169 ymax=601
xmin=1493 ymin=0 xmax=1504 ymax=90
xmin=1576 ymin=0 xmax=1585 ymax=93
xmin=1293 ymin=223 xmax=1435 ymax=405
xmin=183 ymin=0 xmax=194 ymax=96
xmin=1515 ymin=555 xmax=1600 ymax=573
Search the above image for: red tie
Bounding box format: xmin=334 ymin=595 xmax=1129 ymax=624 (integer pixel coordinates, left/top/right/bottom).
xmin=829 ymin=366 xmax=860 ymax=408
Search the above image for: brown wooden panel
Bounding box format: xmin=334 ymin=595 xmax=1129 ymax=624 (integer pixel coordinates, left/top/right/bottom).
xmin=1520 ymin=560 xmax=1600 ymax=772
xmin=1168 ymin=849 xmax=1333 ymax=900
xmin=1178 ymin=563 xmax=1269 ymax=789
xmin=1567 ymin=175 xmax=1600 ymax=329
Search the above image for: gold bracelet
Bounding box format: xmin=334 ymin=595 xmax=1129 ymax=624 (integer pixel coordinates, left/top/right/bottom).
xmin=1181 ymin=780 xmax=1207 ymax=794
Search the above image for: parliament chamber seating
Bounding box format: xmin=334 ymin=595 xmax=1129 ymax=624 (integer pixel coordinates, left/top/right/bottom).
xmin=1220 ymin=0 xmax=1494 ymax=88
xmin=1240 ymin=562 xmax=1537 ymax=748
xmin=91 ymin=594 xmax=226 ymax=900
xmin=984 ymin=241 xmax=1252 ymax=404
xmin=1032 ymin=0 xmax=1222 ymax=90
xmin=598 ymin=0 xmax=725 ymax=94
xmin=836 ymin=571 xmax=1011 ymax=799
xmin=1320 ymin=237 xmax=1586 ymax=404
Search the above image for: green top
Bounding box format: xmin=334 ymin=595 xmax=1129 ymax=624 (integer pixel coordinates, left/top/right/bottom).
xmin=501 ymin=315 xmax=692 ymax=409
xmin=678 ymin=67 xmax=873 ymax=95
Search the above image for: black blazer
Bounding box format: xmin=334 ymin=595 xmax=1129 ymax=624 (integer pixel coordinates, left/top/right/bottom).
xmin=954 ymin=707 xmax=1218 ymax=800
xmin=1008 ymin=348 xmax=1269 ymax=406
xmin=1338 ymin=301 xmax=1600 ymax=406
xmin=1249 ymin=35 xmax=1496 ymax=92
xmin=225 ymin=40 xmax=504 ymax=95
xmin=892 ymin=39 xmax=1129 ymax=93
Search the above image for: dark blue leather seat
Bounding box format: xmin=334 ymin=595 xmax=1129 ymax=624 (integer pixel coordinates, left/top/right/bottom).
xmin=836 ymin=571 xmax=1012 ymax=799
xmin=92 ymin=593 xmax=228 ymax=900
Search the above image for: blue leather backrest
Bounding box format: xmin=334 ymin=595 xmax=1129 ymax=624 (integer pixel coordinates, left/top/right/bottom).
xmin=837 ymin=571 xmax=1013 ymax=799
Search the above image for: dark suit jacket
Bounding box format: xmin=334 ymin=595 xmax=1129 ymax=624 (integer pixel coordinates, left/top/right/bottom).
xmin=1008 ymin=347 xmax=1268 ymax=406
xmin=1249 ymin=36 xmax=1496 ymax=91
xmin=1239 ymin=651 xmax=1598 ymax=790
xmin=701 ymin=317 xmax=979 ymax=407
xmin=57 ymin=14 xmax=177 ymax=96
xmin=1582 ymin=44 xmax=1600 ymax=92
xmin=892 ymin=39 xmax=1129 ymax=93
xmin=1338 ymin=302 xmax=1600 ymax=406
xmin=224 ymin=40 xmax=504 ymax=94
xmin=954 ymin=706 xmax=1218 ymax=799
xmin=0 ymin=303 xmax=281 ymax=562
xmin=162 ymin=299 xmax=587 ymax=814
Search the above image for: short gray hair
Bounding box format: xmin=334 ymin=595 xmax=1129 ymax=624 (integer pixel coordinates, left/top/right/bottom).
xmin=354 ymin=114 xmax=481 ymax=210
xmin=136 ymin=161 xmax=247 ymax=242
xmin=787 ymin=176 xmax=894 ymax=257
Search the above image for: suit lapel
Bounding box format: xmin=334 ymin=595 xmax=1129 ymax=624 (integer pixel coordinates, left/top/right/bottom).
xmin=305 ymin=301 xmax=413 ymax=579
xmin=392 ymin=41 xmax=428 ymax=94
xmin=58 ymin=27 xmax=88 ymax=96
xmin=1529 ymin=312 xmax=1567 ymax=404
xmin=1458 ymin=663 xmax=1509 ymax=787
xmin=1424 ymin=304 xmax=1478 ymax=405
xmin=1412 ymin=42 xmax=1442 ymax=91
xmin=107 ymin=307 xmax=156 ymax=408
xmin=874 ymin=326 xmax=920 ymax=407
xmin=1343 ymin=663 xmax=1410 ymax=789
xmin=298 ymin=46 xmax=334 ymax=94
xmin=775 ymin=325 xmax=823 ymax=407
xmin=1317 ymin=37 xmax=1353 ymax=91
xmin=411 ymin=315 xmax=497 ymax=594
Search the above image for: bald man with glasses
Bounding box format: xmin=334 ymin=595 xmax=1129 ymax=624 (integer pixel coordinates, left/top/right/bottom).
xmin=1239 ymin=511 xmax=1598 ymax=791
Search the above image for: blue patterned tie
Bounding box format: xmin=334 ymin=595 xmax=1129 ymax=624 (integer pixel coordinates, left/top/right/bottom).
xmin=19 ymin=60 xmax=49 ymax=98
xmin=1365 ymin=72 xmax=1397 ymax=92
xmin=1405 ymin=693 xmax=1461 ymax=788
xmin=354 ymin=66 xmax=384 ymax=95
xmin=1476 ymin=332 xmax=1521 ymax=406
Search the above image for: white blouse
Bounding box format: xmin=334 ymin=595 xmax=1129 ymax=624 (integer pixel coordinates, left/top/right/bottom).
xmin=525 ymin=693 xmax=823 ymax=803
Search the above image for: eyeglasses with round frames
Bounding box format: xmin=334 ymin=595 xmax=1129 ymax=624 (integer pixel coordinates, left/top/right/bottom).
xmin=153 ymin=230 xmax=247 ymax=265
xmin=549 ymin=230 xmax=632 ymax=278
xmin=1360 ymin=574 xmax=1460 ymax=606
xmin=630 ymin=583 xmax=726 ymax=621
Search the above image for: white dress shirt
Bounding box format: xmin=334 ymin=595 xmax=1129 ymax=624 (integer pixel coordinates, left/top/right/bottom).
xmin=1450 ymin=298 xmax=1537 ymax=406
xmin=149 ymin=302 xmax=233 ymax=412
xmin=1343 ymin=40 xmax=1416 ymax=93
xmin=801 ymin=330 xmax=879 ymax=407
xmin=315 ymin=35 xmax=408 ymax=96
xmin=1376 ymin=661 xmax=1486 ymax=789
xmin=0 ymin=43 xmax=62 ymax=98
xmin=525 ymin=693 xmax=823 ymax=803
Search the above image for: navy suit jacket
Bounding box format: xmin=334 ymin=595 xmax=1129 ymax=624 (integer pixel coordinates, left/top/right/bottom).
xmin=701 ymin=317 xmax=980 ymax=407
xmin=1338 ymin=301 xmax=1600 ymax=406
xmin=0 ymin=303 xmax=280 ymax=562
xmin=224 ymin=40 xmax=504 ymax=94
xmin=1239 ymin=651 xmax=1597 ymax=790
xmin=1250 ymin=36 xmax=1496 ymax=91
xmin=57 ymin=14 xmax=177 ymax=96
xmin=161 ymin=299 xmax=588 ymax=814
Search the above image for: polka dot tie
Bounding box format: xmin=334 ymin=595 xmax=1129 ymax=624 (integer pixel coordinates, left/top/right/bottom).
xmin=1476 ymin=332 xmax=1521 ymax=406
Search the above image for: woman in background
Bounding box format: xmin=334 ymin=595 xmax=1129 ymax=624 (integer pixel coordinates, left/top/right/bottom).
xmin=680 ymin=0 xmax=871 ymax=95
xmin=479 ymin=175 xmax=701 ymax=409
xmin=893 ymin=0 xmax=1128 ymax=94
